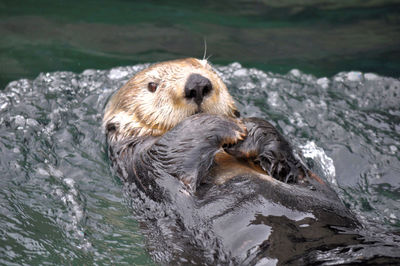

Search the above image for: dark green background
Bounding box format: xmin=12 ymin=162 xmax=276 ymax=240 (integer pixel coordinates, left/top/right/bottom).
xmin=1 ymin=0 xmax=400 ymax=89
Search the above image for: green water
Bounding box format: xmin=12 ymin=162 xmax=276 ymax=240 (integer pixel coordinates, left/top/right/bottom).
xmin=1 ymin=1 xmax=400 ymax=264
xmin=1 ymin=0 xmax=400 ymax=89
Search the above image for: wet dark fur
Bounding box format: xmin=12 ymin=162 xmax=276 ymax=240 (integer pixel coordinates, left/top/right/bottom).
xmin=108 ymin=114 xmax=312 ymax=199
xmin=108 ymin=114 xmax=246 ymax=199
xmin=225 ymin=117 xmax=306 ymax=183
xmin=105 ymin=113 xmax=365 ymax=264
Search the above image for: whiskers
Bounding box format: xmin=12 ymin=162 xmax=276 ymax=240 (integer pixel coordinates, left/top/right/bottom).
xmin=202 ymin=38 xmax=213 ymax=61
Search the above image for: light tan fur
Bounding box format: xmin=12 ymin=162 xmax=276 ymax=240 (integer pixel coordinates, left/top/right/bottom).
xmin=103 ymin=58 xmax=239 ymax=142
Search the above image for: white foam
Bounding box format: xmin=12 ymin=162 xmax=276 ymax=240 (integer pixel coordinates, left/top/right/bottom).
xmin=267 ymin=91 xmax=280 ymax=107
xmin=289 ymin=69 xmax=301 ymax=77
xmin=389 ymin=145 xmax=397 ymax=154
xmin=233 ymin=69 xmax=248 ymax=77
xmin=36 ymin=168 xmax=49 ymax=176
xmin=347 ymin=71 xmax=363 ymax=82
xmin=14 ymin=115 xmax=25 ymax=127
xmin=300 ymin=141 xmax=337 ymax=185
xmin=82 ymin=69 xmax=96 ymax=76
xmin=26 ymin=118 xmax=39 ymax=127
xmin=108 ymin=69 xmax=129 ymax=80
xmin=317 ymin=77 xmax=330 ymax=89
xmin=0 ymin=101 xmax=8 ymax=110
xmin=254 ymin=257 xmax=278 ymax=266
xmin=364 ymin=73 xmax=379 ymax=80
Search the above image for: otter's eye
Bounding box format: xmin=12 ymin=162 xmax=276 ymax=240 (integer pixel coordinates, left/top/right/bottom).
xmin=148 ymin=82 xmax=158 ymax=93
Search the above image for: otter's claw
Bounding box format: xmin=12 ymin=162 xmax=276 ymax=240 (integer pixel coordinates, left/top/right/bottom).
xmin=220 ymin=119 xmax=247 ymax=147
xmin=225 ymin=117 xmax=306 ymax=184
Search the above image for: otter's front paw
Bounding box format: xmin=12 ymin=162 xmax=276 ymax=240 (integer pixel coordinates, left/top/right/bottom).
xmin=210 ymin=116 xmax=247 ymax=148
xmin=223 ymin=118 xmax=262 ymax=159
xmin=177 ymin=113 xmax=247 ymax=147
xmin=225 ymin=117 xmax=305 ymax=183
xmin=153 ymin=114 xmax=246 ymax=191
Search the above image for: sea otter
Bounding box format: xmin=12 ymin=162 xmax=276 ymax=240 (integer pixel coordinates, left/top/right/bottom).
xmin=103 ymin=58 xmax=359 ymax=264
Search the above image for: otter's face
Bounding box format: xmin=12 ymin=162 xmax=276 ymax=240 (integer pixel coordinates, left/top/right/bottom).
xmin=103 ymin=58 xmax=239 ymax=141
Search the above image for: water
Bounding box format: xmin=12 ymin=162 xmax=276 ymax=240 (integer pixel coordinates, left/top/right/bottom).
xmin=1 ymin=0 xmax=400 ymax=89
xmin=0 ymin=65 xmax=153 ymax=264
xmin=0 ymin=61 xmax=399 ymax=264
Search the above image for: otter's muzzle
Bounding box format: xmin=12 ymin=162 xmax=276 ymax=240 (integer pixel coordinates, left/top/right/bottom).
xmin=184 ymin=74 xmax=212 ymax=106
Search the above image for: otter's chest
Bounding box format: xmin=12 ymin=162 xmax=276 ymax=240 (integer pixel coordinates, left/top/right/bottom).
xmin=208 ymin=151 xmax=274 ymax=185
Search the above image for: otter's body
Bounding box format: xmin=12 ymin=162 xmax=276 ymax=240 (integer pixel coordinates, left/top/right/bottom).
xmin=103 ymin=58 xmax=359 ymax=264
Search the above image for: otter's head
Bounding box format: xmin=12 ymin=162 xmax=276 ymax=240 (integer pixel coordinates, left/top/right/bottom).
xmin=103 ymin=58 xmax=239 ymax=142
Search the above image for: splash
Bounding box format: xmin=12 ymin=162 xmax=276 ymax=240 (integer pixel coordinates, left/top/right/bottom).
xmin=1 ymin=61 xmax=399 ymax=264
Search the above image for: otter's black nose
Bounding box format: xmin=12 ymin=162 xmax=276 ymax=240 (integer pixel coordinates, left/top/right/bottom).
xmin=184 ymin=74 xmax=212 ymax=105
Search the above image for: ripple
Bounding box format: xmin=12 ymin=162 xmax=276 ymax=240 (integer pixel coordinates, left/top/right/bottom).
xmin=0 ymin=61 xmax=399 ymax=263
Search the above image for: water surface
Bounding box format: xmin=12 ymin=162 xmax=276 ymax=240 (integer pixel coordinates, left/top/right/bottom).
xmin=1 ymin=0 xmax=400 ymax=263
xmin=1 ymin=0 xmax=400 ymax=88
xmin=0 ymin=62 xmax=399 ymax=264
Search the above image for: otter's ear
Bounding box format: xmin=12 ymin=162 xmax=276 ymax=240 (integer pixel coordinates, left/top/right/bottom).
xmin=234 ymin=110 xmax=241 ymax=118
